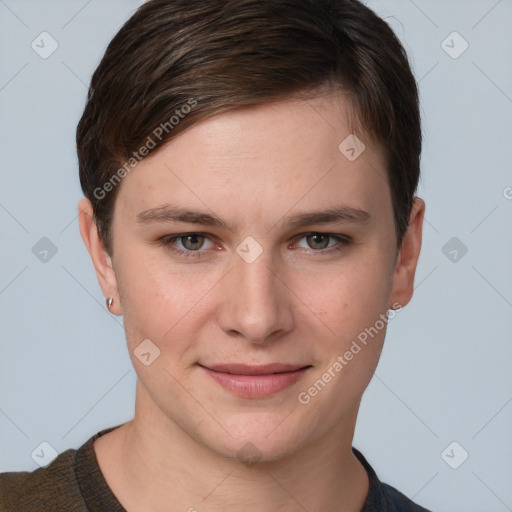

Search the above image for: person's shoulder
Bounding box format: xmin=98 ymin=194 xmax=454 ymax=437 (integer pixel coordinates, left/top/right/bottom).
xmin=380 ymin=482 xmax=433 ymax=512
xmin=353 ymin=447 xmax=434 ymax=512
xmin=0 ymin=447 xmax=86 ymax=512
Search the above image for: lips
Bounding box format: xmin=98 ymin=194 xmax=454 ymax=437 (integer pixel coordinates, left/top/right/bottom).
xmin=199 ymin=363 xmax=312 ymax=398
xmin=204 ymin=363 xmax=310 ymax=376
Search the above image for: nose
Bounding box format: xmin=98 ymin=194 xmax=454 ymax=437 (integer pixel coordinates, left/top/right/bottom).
xmin=216 ymin=250 xmax=295 ymax=344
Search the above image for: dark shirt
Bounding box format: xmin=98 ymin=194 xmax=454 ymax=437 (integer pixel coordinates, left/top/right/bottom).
xmin=0 ymin=424 xmax=432 ymax=511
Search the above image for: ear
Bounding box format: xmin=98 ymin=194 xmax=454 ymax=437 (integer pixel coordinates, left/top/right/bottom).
xmin=389 ymin=197 xmax=425 ymax=309
xmin=78 ymin=197 xmax=122 ymax=315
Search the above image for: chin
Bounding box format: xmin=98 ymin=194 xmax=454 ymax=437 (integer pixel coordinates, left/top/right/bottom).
xmin=196 ymin=412 xmax=313 ymax=464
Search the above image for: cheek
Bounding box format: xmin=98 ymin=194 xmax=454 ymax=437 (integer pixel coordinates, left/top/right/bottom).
xmin=292 ymin=245 xmax=394 ymax=394
xmin=295 ymin=261 xmax=392 ymax=416
xmin=115 ymin=246 xmax=223 ymax=354
xmin=296 ymin=249 xmax=394 ymax=339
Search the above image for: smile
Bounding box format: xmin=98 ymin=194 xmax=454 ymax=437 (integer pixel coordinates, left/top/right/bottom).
xmin=199 ymin=363 xmax=312 ymax=398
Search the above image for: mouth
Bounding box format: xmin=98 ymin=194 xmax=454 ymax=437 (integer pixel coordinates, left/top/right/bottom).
xmin=198 ymin=363 xmax=312 ymax=398
xmin=204 ymin=363 xmax=311 ymax=375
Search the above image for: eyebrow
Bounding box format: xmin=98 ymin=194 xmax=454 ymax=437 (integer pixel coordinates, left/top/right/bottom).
xmin=136 ymin=204 xmax=372 ymax=231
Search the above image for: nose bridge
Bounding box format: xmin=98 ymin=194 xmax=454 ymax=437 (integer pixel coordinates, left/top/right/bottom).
xmin=237 ymin=253 xmax=276 ymax=301
xmin=217 ymin=248 xmax=294 ymax=342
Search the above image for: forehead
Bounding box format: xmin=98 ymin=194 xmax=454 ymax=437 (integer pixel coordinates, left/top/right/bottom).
xmin=114 ymin=93 xmax=390 ymax=225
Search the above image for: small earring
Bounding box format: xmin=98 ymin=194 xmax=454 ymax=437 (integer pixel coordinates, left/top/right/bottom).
xmin=106 ymin=297 xmax=114 ymax=311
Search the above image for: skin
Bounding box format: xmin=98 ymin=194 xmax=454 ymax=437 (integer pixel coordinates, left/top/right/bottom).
xmin=78 ymin=92 xmax=424 ymax=512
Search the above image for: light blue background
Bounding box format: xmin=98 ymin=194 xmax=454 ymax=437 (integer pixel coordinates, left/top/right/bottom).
xmin=1 ymin=1 xmax=511 ymax=511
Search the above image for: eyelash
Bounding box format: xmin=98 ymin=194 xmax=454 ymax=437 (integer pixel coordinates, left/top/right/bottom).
xmin=158 ymin=232 xmax=352 ymax=259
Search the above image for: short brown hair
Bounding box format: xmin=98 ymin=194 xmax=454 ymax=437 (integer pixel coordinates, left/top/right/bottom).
xmin=77 ymin=0 xmax=421 ymax=256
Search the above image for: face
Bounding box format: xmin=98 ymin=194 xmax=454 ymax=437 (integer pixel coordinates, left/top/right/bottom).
xmin=80 ymin=93 xmax=423 ymax=461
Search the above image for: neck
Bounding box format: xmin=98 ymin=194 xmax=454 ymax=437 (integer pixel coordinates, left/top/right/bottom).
xmin=95 ymin=384 xmax=369 ymax=512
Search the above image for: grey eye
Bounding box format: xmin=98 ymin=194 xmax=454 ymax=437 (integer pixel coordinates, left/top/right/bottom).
xmin=305 ymin=233 xmax=331 ymax=250
xmin=180 ymin=234 xmax=205 ymax=250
